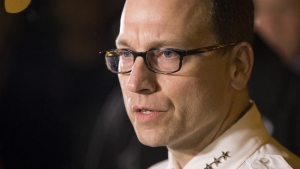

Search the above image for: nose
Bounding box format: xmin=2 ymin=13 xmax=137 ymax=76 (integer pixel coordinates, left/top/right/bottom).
xmin=126 ymin=57 xmax=157 ymax=94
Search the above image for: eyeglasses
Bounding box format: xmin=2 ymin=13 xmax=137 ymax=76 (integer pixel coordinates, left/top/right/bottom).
xmin=100 ymin=43 xmax=237 ymax=74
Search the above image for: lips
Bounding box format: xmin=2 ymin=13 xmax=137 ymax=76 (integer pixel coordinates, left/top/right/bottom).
xmin=134 ymin=106 xmax=159 ymax=114
xmin=140 ymin=109 xmax=154 ymax=114
xmin=133 ymin=106 xmax=165 ymax=122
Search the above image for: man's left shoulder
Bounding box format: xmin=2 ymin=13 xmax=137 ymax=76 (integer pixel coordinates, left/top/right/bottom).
xmin=240 ymin=137 xmax=300 ymax=169
xmin=243 ymin=154 xmax=294 ymax=169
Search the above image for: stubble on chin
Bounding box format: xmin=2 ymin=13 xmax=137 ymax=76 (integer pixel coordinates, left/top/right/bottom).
xmin=133 ymin=118 xmax=185 ymax=147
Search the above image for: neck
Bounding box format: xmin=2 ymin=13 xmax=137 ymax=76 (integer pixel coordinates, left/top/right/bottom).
xmin=167 ymin=90 xmax=251 ymax=169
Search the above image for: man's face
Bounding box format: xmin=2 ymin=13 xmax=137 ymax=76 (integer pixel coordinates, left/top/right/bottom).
xmin=117 ymin=0 xmax=235 ymax=149
xmin=254 ymin=0 xmax=300 ymax=62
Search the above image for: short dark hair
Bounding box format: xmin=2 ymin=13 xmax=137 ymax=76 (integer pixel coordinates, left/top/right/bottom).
xmin=211 ymin=0 xmax=254 ymax=44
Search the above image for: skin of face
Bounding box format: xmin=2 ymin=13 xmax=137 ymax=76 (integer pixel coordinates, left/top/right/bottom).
xmin=254 ymin=0 xmax=300 ymax=64
xmin=116 ymin=0 xmax=253 ymax=166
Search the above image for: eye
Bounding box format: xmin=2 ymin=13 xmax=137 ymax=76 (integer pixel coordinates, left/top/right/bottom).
xmin=121 ymin=50 xmax=132 ymax=58
xmin=163 ymin=50 xmax=176 ymax=58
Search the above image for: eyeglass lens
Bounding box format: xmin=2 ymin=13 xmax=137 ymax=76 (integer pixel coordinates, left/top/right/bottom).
xmin=105 ymin=49 xmax=181 ymax=73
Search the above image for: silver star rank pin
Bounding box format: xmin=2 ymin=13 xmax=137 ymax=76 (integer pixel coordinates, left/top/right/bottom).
xmin=214 ymin=158 xmax=221 ymax=166
xmin=204 ymin=164 xmax=213 ymax=169
xmin=221 ymin=151 xmax=230 ymax=160
xmin=203 ymin=151 xmax=230 ymax=169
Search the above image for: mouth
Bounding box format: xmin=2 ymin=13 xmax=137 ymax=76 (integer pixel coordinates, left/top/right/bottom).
xmin=140 ymin=109 xmax=154 ymax=115
xmin=133 ymin=106 xmax=164 ymax=122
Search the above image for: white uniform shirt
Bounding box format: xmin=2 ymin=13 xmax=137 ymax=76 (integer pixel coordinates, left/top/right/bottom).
xmin=149 ymin=104 xmax=300 ymax=169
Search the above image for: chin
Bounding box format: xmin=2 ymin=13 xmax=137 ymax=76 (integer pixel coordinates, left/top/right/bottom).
xmin=135 ymin=129 xmax=169 ymax=147
xmin=138 ymin=138 xmax=167 ymax=147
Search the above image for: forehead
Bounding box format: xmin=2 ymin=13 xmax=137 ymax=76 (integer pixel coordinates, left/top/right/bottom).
xmin=117 ymin=0 xmax=214 ymax=49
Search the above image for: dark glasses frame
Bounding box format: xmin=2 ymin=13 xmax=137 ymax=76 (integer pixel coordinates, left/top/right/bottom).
xmin=100 ymin=42 xmax=237 ymax=74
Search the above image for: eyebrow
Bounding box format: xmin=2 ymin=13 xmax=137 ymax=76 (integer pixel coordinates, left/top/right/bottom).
xmin=116 ymin=38 xmax=190 ymax=50
xmin=115 ymin=38 xmax=131 ymax=48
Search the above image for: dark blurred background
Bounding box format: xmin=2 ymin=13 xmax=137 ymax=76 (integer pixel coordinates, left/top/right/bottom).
xmin=1 ymin=1 xmax=300 ymax=169
xmin=0 ymin=1 xmax=125 ymax=168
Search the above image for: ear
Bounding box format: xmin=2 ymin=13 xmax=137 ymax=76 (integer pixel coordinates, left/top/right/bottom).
xmin=229 ymin=42 xmax=254 ymax=90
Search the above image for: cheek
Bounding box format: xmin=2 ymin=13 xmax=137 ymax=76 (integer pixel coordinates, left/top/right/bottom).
xmin=164 ymin=77 xmax=225 ymax=134
xmin=163 ymin=69 xmax=229 ymax=118
xmin=184 ymin=60 xmax=230 ymax=109
xmin=162 ymin=78 xmax=202 ymax=131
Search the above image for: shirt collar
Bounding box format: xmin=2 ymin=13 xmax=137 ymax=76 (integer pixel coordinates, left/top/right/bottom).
xmin=166 ymin=103 xmax=269 ymax=169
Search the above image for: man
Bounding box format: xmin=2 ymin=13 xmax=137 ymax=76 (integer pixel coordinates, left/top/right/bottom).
xmin=100 ymin=0 xmax=300 ymax=168
xmin=249 ymin=0 xmax=300 ymax=156
xmin=253 ymin=0 xmax=300 ymax=74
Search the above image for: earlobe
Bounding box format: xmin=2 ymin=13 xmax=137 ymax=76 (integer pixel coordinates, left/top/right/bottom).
xmin=230 ymin=42 xmax=254 ymax=90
